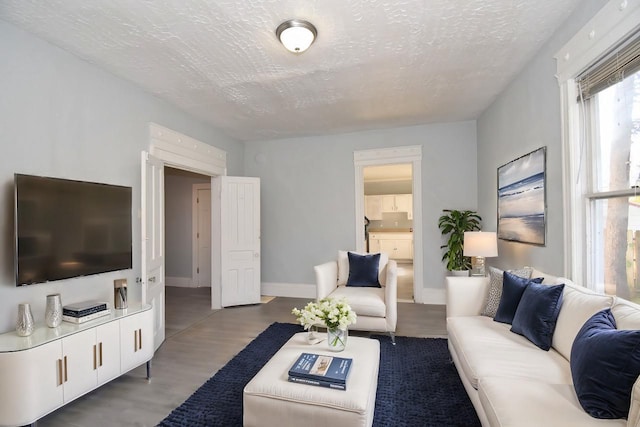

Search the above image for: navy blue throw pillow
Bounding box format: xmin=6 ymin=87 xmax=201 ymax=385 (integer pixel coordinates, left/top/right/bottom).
xmin=493 ymin=271 xmax=543 ymax=324
xmin=571 ymin=309 xmax=640 ymax=419
xmin=511 ymin=282 xmax=564 ymax=350
xmin=346 ymin=252 xmax=381 ymax=287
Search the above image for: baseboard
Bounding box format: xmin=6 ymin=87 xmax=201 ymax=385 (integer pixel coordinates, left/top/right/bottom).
xmin=261 ymin=282 xmax=316 ymax=299
xmin=421 ymin=287 xmax=446 ymax=305
xmin=165 ymin=276 xmax=195 ymax=288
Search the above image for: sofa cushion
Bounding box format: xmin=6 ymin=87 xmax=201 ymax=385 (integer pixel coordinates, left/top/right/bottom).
xmin=346 ymin=252 xmax=381 ymax=287
xmin=481 ymin=266 xmax=533 ymax=318
xmin=479 ymin=377 xmax=626 ymax=427
xmin=611 ymin=297 xmax=640 ymax=330
xmin=571 ymin=309 xmax=640 ymax=419
xmin=447 ymin=316 xmax=572 ymax=390
xmin=328 ymin=286 xmax=386 ymax=317
xmin=552 ymin=283 xmax=614 ymax=361
xmin=494 ymin=272 xmax=543 ymax=324
xmin=338 ymin=251 xmax=388 ymax=286
xmin=511 ymin=283 xmax=564 ymax=351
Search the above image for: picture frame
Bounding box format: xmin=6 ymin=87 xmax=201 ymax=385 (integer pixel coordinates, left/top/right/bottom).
xmin=497 ymin=147 xmax=546 ymax=245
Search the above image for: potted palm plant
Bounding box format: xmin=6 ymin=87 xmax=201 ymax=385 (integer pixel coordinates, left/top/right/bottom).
xmin=438 ymin=209 xmax=482 ymax=275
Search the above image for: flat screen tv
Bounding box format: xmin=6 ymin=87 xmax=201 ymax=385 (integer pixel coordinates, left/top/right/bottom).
xmin=15 ymin=174 xmax=132 ymax=286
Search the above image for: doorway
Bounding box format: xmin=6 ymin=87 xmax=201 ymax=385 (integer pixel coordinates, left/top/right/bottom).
xmin=164 ymin=167 xmax=213 ymax=337
xmin=363 ymin=164 xmax=415 ymax=302
xmin=353 ymin=145 xmax=423 ymax=303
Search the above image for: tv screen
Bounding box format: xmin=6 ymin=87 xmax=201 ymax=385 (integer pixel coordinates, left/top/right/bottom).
xmin=15 ymin=174 xmax=132 ymax=286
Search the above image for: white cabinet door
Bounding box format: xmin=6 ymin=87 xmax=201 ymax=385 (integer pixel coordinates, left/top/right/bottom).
xmin=381 ymin=195 xmax=396 ymax=212
xmin=96 ymin=321 xmax=121 ymax=385
xmin=120 ymin=309 xmax=154 ymax=374
xmin=395 ymin=239 xmax=413 ymax=260
xmin=395 ymin=194 xmax=412 ymax=218
xmin=0 ymin=340 xmax=64 ymax=426
xmin=365 ymin=195 xmax=383 ymax=220
xmin=62 ymin=328 xmax=97 ymax=403
xmin=379 ymin=239 xmax=397 ymax=258
xmin=368 ymin=238 xmax=381 ymax=253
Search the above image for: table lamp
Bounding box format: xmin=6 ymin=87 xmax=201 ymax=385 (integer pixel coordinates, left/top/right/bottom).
xmin=463 ymin=231 xmax=498 ymax=276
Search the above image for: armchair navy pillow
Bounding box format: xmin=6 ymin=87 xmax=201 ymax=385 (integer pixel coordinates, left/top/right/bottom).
xmin=346 ymin=252 xmax=381 ymax=287
xmin=494 ymin=271 xmax=543 ymax=324
xmin=511 ymin=282 xmax=564 ymax=350
xmin=571 ymin=309 xmax=640 ymax=419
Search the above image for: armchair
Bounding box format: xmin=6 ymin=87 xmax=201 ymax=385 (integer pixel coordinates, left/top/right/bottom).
xmin=314 ymin=251 xmax=397 ymax=344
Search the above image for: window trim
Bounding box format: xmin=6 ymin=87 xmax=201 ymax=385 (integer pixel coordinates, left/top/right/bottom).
xmin=555 ymin=1 xmax=640 ymax=287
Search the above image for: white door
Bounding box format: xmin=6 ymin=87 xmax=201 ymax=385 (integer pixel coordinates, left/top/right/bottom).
xmin=213 ymin=176 xmax=261 ymax=307
xmin=196 ymin=187 xmax=212 ymax=287
xmin=141 ymin=151 xmax=165 ymax=351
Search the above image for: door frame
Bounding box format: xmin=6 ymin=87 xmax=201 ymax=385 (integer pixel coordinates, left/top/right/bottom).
xmin=353 ymin=145 xmax=424 ymax=303
xmin=148 ymin=123 xmax=227 ymax=309
xmin=192 ymin=183 xmax=212 ymax=287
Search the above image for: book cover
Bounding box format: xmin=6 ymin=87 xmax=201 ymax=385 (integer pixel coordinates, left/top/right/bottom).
xmin=62 ymin=309 xmax=111 ymax=324
xmin=288 ymin=375 xmax=346 ymax=391
xmin=288 ymin=353 xmax=352 ymax=385
xmin=63 ymin=301 xmax=108 ymax=317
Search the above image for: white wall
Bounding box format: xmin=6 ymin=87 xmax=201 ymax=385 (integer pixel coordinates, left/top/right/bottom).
xmin=244 ymin=121 xmax=477 ymax=299
xmin=0 ymin=21 xmax=243 ymax=333
xmin=165 ymin=168 xmax=210 ymax=283
xmin=476 ymin=0 xmax=606 ymax=275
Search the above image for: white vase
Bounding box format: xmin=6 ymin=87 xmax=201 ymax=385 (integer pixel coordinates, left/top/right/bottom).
xmin=327 ymin=327 xmax=347 ymax=352
xmin=16 ymin=303 xmax=34 ymax=337
xmin=45 ymin=294 xmax=62 ymax=328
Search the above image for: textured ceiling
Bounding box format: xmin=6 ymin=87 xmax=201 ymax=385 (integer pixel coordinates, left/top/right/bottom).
xmin=0 ymin=0 xmax=582 ymax=141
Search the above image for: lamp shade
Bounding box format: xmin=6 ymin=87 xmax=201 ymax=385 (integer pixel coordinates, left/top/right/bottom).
xmin=276 ymin=20 xmax=317 ymax=53
xmin=463 ymin=232 xmax=498 ymax=257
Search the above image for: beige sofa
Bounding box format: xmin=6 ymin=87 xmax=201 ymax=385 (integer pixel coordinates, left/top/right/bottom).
xmin=446 ymin=269 xmax=640 ymax=427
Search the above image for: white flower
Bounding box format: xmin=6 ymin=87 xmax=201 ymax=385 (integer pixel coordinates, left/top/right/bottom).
xmin=292 ymin=297 xmax=357 ymax=331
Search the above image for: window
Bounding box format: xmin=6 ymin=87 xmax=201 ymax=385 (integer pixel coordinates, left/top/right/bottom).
xmin=576 ymin=33 xmax=640 ymax=299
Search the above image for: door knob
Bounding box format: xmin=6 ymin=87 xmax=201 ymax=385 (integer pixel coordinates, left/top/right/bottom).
xmin=148 ymin=276 xmax=156 ymax=283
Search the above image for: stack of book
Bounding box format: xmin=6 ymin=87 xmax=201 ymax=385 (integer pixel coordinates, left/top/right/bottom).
xmin=288 ymin=352 xmax=352 ymax=391
xmin=62 ymin=301 xmax=110 ymax=324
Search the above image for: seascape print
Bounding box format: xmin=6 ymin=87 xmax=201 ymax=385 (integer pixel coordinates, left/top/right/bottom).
xmin=498 ymin=147 xmax=546 ymax=245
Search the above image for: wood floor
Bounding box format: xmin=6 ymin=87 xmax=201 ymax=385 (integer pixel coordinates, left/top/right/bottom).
xmin=38 ymin=288 xmax=446 ymax=427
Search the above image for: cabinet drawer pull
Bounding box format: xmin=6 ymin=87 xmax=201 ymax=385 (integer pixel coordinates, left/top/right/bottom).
xmin=134 ymin=330 xmax=138 ymax=352
xmin=138 ymin=329 xmax=142 ymax=350
xmin=64 ymin=356 xmax=68 ymax=383
xmin=99 ymin=342 xmax=103 ymax=367
xmin=93 ymin=345 xmax=97 ymax=370
xmin=57 ymin=359 xmax=63 ymax=386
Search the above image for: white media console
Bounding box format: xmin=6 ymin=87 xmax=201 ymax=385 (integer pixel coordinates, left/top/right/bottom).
xmin=0 ymin=303 xmax=153 ymax=426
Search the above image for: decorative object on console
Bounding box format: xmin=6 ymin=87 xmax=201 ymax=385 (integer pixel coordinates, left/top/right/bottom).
xmin=463 ymin=232 xmax=498 ymax=276
xmin=438 ymin=209 xmax=481 ymax=273
xmin=16 ymin=303 xmax=34 ymax=337
xmin=497 ymin=147 xmax=546 ymax=245
xmin=292 ymin=298 xmax=357 ymax=352
xmin=481 ymin=266 xmax=533 ymax=317
xmin=276 ymin=19 xmax=317 ymax=53
xmin=45 ymin=293 xmax=62 ymax=328
xmin=571 ymin=309 xmax=640 ymax=419
xmin=114 ymin=278 xmax=128 ymax=309
xmin=62 ymin=301 xmax=110 ymax=324
xmin=493 ymin=272 xmax=543 ymax=324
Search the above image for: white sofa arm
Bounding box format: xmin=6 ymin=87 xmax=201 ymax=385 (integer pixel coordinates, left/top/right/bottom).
xmin=314 ymin=261 xmax=338 ymax=300
xmin=384 ymin=260 xmax=398 ymax=332
xmin=628 ymin=376 xmax=640 ymax=427
xmin=445 ymin=276 xmax=490 ymax=318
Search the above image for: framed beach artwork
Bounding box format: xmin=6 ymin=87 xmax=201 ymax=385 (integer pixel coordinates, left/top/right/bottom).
xmin=497 ymin=147 xmax=546 ymax=245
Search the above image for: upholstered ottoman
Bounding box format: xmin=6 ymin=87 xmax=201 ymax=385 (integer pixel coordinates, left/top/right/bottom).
xmin=243 ymin=332 xmax=380 ymax=427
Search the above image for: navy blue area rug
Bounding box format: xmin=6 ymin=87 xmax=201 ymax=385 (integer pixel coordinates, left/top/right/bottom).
xmin=158 ymin=322 xmax=480 ymax=427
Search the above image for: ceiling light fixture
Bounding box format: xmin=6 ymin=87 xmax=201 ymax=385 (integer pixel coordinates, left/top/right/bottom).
xmin=276 ymin=19 xmax=317 ymax=54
